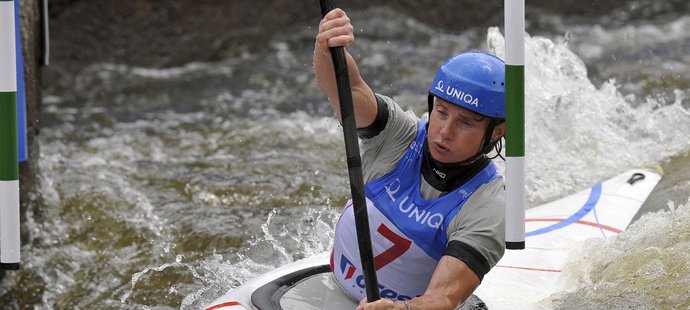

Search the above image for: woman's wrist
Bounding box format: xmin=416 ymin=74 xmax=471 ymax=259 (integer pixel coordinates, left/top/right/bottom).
xmin=398 ymin=300 xmax=411 ymax=310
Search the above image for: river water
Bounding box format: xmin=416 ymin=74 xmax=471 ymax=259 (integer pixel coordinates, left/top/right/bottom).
xmin=1 ymin=4 xmax=689 ymax=310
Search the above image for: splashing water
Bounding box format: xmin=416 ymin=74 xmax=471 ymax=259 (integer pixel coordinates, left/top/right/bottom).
xmin=486 ymin=27 xmax=690 ymax=206
xmin=544 ymin=196 xmax=690 ymax=309
xmin=188 ymin=28 xmax=690 ymax=308
xmin=174 ymin=207 xmax=338 ymax=309
xmin=3 ymin=7 xmax=689 ymax=309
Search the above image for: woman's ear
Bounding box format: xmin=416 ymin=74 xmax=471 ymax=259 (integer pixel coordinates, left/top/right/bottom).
xmin=492 ymin=121 xmax=506 ymax=142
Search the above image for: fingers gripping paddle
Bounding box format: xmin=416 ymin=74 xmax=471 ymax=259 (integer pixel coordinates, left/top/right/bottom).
xmin=318 ymin=0 xmax=380 ymax=302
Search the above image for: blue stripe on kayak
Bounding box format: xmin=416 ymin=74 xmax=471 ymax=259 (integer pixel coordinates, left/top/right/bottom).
xmin=526 ymin=183 xmax=602 ymax=237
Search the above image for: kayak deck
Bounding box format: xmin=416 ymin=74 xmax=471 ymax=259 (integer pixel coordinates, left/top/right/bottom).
xmin=206 ymin=167 xmax=663 ymax=310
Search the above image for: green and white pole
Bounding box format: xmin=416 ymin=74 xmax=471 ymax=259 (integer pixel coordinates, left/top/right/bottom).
xmin=0 ymin=0 xmax=21 ymax=269
xmin=505 ymin=0 xmax=526 ymax=250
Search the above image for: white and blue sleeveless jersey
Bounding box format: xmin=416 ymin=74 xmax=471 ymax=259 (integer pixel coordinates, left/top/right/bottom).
xmin=331 ymin=120 xmax=501 ymax=301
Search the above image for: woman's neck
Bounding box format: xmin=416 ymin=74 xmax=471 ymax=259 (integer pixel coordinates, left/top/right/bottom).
xmin=421 ymin=138 xmax=490 ymax=193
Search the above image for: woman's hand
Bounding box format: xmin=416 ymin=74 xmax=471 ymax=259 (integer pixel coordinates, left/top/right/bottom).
xmin=313 ymin=8 xmax=377 ymax=127
xmin=356 ymin=298 xmax=406 ymax=310
xmin=316 ymin=8 xmax=354 ymax=55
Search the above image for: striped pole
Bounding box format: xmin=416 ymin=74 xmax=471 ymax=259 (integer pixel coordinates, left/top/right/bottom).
xmin=0 ymin=0 xmax=21 ymax=269
xmin=504 ymin=0 xmax=526 ymax=250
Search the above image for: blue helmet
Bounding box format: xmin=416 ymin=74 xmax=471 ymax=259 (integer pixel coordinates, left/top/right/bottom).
xmin=428 ymin=51 xmax=505 ymax=119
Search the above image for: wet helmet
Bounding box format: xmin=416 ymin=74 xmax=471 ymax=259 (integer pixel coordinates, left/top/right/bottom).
xmin=427 ymin=51 xmax=505 ymax=119
xmin=427 ymin=51 xmax=506 ymax=156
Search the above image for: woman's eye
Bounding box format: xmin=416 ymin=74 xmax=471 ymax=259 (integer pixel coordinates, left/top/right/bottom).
xmin=460 ymin=120 xmax=474 ymax=127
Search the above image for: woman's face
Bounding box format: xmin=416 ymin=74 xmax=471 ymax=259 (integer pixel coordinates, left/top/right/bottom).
xmin=427 ymin=98 xmax=502 ymax=163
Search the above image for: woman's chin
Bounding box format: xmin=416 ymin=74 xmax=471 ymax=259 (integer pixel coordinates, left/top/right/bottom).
xmin=430 ymin=150 xmax=453 ymax=164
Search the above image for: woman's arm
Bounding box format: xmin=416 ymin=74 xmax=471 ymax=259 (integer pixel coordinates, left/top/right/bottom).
xmin=357 ymin=256 xmax=480 ymax=310
xmin=313 ymin=8 xmax=377 ymax=128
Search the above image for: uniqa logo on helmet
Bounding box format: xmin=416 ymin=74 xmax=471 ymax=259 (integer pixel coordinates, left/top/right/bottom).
xmin=434 ymin=79 xmax=479 ymax=107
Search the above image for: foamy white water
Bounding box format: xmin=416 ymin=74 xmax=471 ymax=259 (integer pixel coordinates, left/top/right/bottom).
xmin=2 ymin=6 xmax=688 ymax=310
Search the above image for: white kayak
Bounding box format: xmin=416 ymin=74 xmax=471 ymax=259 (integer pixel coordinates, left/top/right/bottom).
xmin=206 ymin=167 xmax=663 ymax=310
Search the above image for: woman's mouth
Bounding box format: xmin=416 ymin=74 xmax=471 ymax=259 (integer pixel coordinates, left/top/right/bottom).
xmin=432 ymin=141 xmax=450 ymax=154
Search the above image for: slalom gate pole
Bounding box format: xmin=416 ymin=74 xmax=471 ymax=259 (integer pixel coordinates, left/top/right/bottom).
xmin=0 ymin=0 xmax=22 ymax=269
xmin=318 ymin=0 xmax=380 ymax=301
xmin=505 ymin=0 xmax=526 ymax=250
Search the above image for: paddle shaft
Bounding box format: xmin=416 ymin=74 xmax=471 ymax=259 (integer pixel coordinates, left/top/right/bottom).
xmin=318 ymin=0 xmax=380 ymax=302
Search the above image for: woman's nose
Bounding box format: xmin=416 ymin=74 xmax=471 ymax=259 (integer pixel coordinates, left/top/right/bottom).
xmin=439 ymin=122 xmax=453 ymax=140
